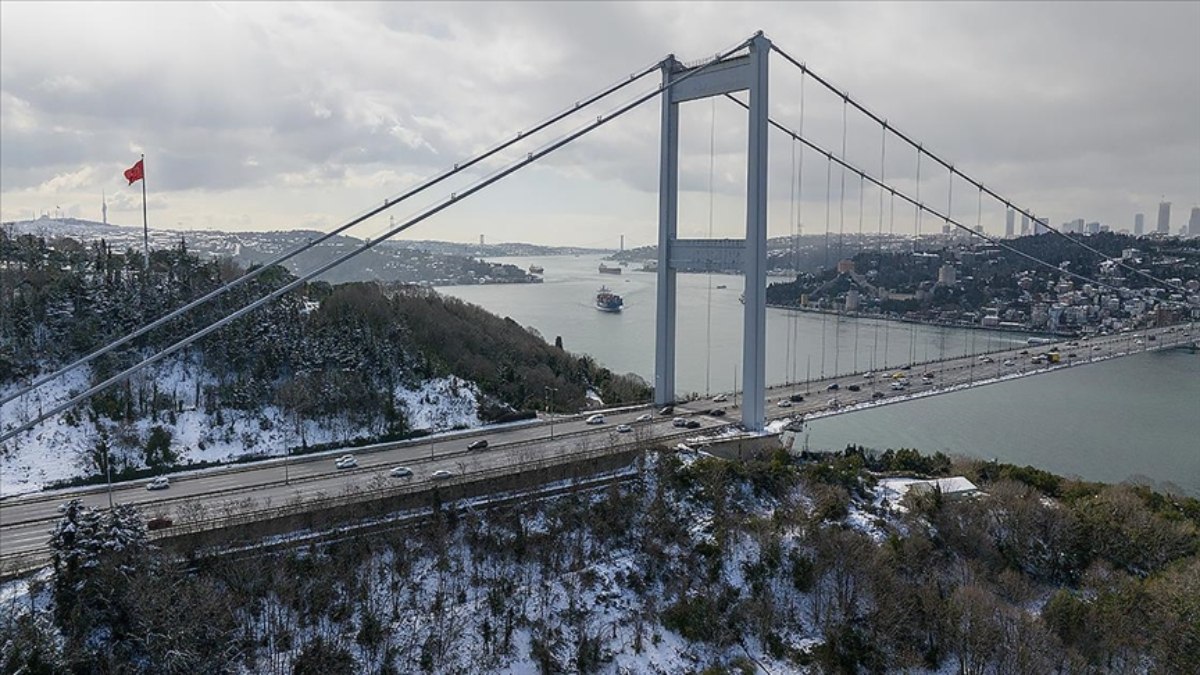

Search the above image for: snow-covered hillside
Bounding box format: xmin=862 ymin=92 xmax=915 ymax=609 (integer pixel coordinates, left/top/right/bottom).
xmin=0 ymin=360 xmax=482 ymax=497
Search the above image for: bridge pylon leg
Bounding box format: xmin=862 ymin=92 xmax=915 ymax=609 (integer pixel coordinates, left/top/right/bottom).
xmin=653 ymin=34 xmax=772 ymax=431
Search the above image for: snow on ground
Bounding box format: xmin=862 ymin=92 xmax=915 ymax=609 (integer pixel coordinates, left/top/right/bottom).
xmin=1 ymin=361 xmax=482 ymax=498
xmin=393 ymin=375 xmax=480 ymax=432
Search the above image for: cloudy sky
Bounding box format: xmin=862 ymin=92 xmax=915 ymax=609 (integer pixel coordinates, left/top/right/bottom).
xmin=2 ymin=1 xmax=1198 ymax=247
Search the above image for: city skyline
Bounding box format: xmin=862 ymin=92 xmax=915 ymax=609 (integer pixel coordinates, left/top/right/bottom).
xmin=2 ymin=2 xmax=1198 ymax=247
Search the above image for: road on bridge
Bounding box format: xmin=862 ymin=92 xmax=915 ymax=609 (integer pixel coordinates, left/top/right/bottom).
xmin=1 ymin=324 xmax=1190 ymax=571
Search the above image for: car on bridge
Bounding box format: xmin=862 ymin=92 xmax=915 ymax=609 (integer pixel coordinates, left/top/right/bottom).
xmin=777 ymin=399 xmax=793 ymax=407
xmin=708 ymin=408 xmax=727 ymax=417
xmin=789 ymin=393 xmax=805 ymax=402
xmin=335 ymin=455 xmax=358 ymax=470
xmin=468 ymin=439 xmax=488 ymax=451
xmin=658 ymin=405 xmax=674 ymax=415
xmin=712 ymin=394 xmax=728 ymax=402
xmin=389 ymin=466 xmax=413 ymax=478
xmin=616 ymin=424 xmax=633 ymax=433
xmin=672 ymin=417 xmax=689 ymax=427
xmin=826 ymin=383 xmax=840 ymax=391
xmin=586 ymin=414 xmax=605 ymax=425
xmin=847 ymin=385 xmax=861 ymax=392
xmin=872 ymin=391 xmax=886 ymax=399
xmin=146 ymin=476 xmax=170 ymax=491
xmin=147 ymin=516 xmax=174 ymax=530
xmin=684 ymin=420 xmax=702 ymax=429
xmin=635 ymin=413 xmax=653 ymax=422
xmin=430 ymin=470 xmax=454 ymax=481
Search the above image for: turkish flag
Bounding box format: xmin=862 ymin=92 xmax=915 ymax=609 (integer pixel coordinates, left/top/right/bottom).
xmin=123 ymin=159 xmax=144 ymax=185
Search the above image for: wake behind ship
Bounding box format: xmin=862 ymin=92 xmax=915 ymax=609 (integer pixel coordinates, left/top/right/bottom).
xmin=595 ymin=286 xmax=623 ymax=312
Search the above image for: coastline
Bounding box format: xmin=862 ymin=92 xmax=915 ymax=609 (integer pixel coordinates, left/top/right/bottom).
xmin=765 ymin=302 xmax=1067 ymax=338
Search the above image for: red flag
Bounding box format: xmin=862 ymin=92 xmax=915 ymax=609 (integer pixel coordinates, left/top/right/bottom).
xmin=123 ymin=159 xmax=144 ymax=185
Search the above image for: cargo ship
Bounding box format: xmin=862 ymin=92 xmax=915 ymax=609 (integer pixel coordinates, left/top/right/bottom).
xmin=598 ymin=263 xmax=622 ymax=275
xmin=595 ymin=286 xmax=624 ymax=313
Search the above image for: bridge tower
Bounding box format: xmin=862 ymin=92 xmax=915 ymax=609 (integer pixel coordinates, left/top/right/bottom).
xmin=655 ymin=32 xmax=771 ymax=431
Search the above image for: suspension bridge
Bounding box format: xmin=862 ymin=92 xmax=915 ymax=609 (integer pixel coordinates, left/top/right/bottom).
xmin=1 ymin=31 xmax=1195 ymax=573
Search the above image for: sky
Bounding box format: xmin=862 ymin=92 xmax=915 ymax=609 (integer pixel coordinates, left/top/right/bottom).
xmin=2 ymin=1 xmax=1198 ymax=247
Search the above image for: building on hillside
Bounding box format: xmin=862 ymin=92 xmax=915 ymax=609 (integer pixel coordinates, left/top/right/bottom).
xmin=1134 ymin=212 xmax=1145 ymax=235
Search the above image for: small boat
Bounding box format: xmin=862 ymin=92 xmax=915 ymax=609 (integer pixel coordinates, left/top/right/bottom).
xmin=595 ymin=286 xmax=624 ymax=312
xmin=528 ymin=264 xmax=544 ymax=274
xmin=599 ymin=263 xmax=622 ymax=275
xmin=716 ymin=284 xmax=727 ymax=289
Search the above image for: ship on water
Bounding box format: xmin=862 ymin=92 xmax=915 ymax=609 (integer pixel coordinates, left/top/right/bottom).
xmin=598 ymin=263 xmax=622 ymax=275
xmin=595 ymin=286 xmax=624 ymax=313
xmin=528 ymin=264 xmax=544 ymax=274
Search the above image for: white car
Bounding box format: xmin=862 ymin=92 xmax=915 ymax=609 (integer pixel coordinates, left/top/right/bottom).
xmin=335 ymin=455 xmax=358 ymax=470
xmin=430 ymin=469 xmax=454 ymax=481
xmin=672 ymin=417 xmax=689 ymax=428
xmin=711 ymin=394 xmax=728 ymax=402
xmin=389 ymin=466 xmax=413 ymax=478
xmin=146 ymin=476 xmax=170 ymax=491
xmin=616 ymin=424 xmax=633 ymax=433
xmin=635 ymin=413 xmax=653 ymax=422
xmin=1003 ymin=359 xmax=1015 ymax=367
xmin=863 ymin=371 xmax=875 ymax=379
xmin=585 ymin=414 xmax=605 ymax=425
xmin=777 ymin=399 xmax=793 ymax=407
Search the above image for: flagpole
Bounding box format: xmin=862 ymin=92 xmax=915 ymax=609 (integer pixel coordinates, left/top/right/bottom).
xmin=140 ymin=153 xmax=149 ymax=271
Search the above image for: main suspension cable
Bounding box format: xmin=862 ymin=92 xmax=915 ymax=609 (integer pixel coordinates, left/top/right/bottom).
xmin=1 ymin=57 xmax=666 ymax=409
xmin=0 ymin=37 xmax=756 ymax=444
xmin=722 ymin=93 xmax=1160 ymax=302
xmin=770 ymin=43 xmax=1188 ymax=296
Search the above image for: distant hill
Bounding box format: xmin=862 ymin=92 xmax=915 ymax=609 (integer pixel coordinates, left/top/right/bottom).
xmin=2 ymin=217 xmax=559 ymax=286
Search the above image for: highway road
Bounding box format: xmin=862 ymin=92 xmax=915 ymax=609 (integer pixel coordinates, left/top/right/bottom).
xmin=1 ymin=324 xmax=1192 ymax=568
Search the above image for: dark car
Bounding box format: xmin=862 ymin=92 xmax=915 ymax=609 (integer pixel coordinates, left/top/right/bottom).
xmin=847 ymin=385 xmax=861 ymax=392
xmin=872 ymin=391 xmax=886 ymax=399
xmin=826 ymin=383 xmax=840 ymax=391
xmin=789 ymin=393 xmax=805 ymax=402
xmin=147 ymin=516 xmax=173 ymax=531
xmin=468 ymin=439 xmax=488 ymax=451
xmin=708 ymin=408 xmax=727 ymax=417
xmin=659 ymin=405 xmax=674 ymax=415
xmin=901 ymin=365 xmax=912 ymax=370
xmin=684 ymin=420 xmax=702 ymax=429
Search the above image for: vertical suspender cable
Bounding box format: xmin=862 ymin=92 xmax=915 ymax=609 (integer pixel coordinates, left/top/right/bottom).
xmin=821 ymin=154 xmax=832 ymax=379
xmin=834 ymin=99 xmax=848 ymax=377
xmin=786 ymin=134 xmax=797 ymax=389
xmin=705 ymin=98 xmax=716 ymax=398
xmin=854 ymin=173 xmax=864 ymax=374
xmin=792 ymin=72 xmax=807 ymax=394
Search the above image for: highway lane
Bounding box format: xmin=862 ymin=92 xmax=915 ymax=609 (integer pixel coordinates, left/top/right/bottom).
xmin=1 ymin=324 xmax=1190 ymax=562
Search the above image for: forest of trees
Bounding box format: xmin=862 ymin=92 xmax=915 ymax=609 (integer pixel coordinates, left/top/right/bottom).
xmin=3 ymin=447 xmax=1196 ymax=673
xmin=0 ymin=231 xmax=650 ymax=476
